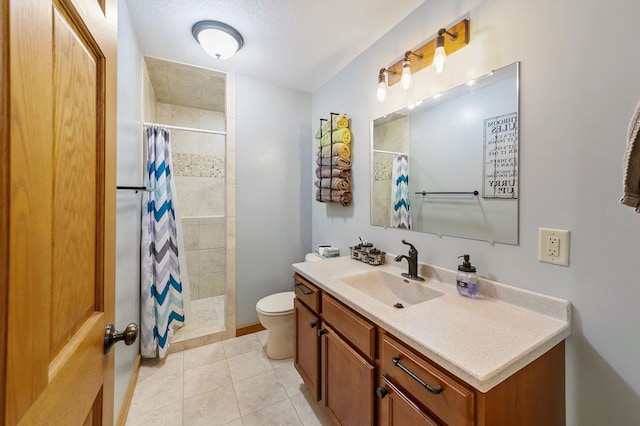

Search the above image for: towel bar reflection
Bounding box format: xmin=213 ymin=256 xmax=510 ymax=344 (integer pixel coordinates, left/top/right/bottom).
xmin=416 ymin=190 xmax=479 ymax=196
xmin=117 ymin=186 xmax=158 ymax=193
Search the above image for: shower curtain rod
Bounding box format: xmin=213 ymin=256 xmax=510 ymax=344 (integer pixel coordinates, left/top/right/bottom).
xmin=144 ymin=122 xmax=227 ymax=135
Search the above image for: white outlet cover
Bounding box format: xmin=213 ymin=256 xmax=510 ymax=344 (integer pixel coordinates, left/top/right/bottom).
xmin=538 ymin=228 xmax=570 ymax=266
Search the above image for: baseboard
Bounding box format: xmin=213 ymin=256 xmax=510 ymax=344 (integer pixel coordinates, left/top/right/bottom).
xmin=236 ymin=322 xmax=265 ymax=337
xmin=117 ymin=355 xmax=141 ymax=426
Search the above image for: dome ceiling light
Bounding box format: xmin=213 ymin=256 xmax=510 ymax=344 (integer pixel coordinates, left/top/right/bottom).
xmin=192 ymin=20 xmax=244 ymax=60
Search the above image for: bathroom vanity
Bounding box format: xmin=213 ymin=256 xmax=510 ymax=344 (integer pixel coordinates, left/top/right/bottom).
xmin=292 ymin=256 xmax=571 ymax=425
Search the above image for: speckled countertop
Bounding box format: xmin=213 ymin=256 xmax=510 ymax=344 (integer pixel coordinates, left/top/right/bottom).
xmin=292 ymin=256 xmax=571 ymax=393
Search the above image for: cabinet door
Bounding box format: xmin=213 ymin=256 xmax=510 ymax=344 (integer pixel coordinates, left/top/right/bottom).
xmin=294 ymin=298 xmax=321 ymax=400
xmin=321 ymin=324 xmax=375 ymax=426
xmin=378 ymin=376 xmax=440 ymax=426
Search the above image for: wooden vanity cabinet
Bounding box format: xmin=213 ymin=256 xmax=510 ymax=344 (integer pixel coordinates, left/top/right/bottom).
xmin=321 ymin=323 xmax=375 ymax=426
xmin=293 ymin=273 xmax=566 ymax=426
xmin=294 ymin=297 xmax=321 ymax=400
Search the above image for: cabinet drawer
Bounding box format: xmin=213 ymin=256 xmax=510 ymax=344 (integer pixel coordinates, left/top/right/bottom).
xmin=380 ymin=333 xmax=474 ymax=426
xmin=294 ymin=273 xmax=320 ymax=313
xmin=321 ymin=293 xmax=376 ymax=361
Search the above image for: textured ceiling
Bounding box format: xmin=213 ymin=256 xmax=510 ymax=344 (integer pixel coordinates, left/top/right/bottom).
xmin=145 ymin=57 xmax=226 ymax=111
xmin=125 ymin=0 xmax=426 ymax=93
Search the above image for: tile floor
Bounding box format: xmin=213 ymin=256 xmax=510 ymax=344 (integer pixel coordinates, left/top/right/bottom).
xmin=173 ymin=296 xmax=226 ymax=343
xmin=126 ymin=331 xmax=333 ymax=425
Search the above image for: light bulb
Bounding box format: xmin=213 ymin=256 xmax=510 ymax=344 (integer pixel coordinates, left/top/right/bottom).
xmin=434 ymin=46 xmax=446 ymax=74
xmin=376 ymin=80 xmax=387 ymax=102
xmin=401 ymin=59 xmax=412 ymax=90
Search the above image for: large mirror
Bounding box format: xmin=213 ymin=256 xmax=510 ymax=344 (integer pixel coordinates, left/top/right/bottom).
xmin=370 ymin=62 xmax=519 ymax=244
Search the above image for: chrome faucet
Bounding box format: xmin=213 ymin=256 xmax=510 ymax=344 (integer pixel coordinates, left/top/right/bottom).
xmin=394 ymin=240 xmax=425 ymax=281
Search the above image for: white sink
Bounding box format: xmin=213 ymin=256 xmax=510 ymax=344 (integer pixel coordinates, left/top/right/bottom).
xmin=337 ymin=269 xmax=444 ymax=308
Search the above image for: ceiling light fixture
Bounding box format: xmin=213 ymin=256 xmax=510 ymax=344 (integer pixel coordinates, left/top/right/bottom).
xmin=192 ymin=20 xmax=244 ymax=60
xmin=375 ymin=18 xmax=469 ymax=101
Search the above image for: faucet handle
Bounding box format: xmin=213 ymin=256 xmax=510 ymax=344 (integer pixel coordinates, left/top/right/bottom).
xmin=401 ymin=239 xmax=417 ymax=253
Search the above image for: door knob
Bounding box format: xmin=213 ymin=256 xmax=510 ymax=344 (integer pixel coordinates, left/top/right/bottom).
xmin=104 ymin=323 xmax=139 ymax=354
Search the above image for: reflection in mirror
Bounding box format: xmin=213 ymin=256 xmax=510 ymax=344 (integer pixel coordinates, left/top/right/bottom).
xmin=370 ymin=62 xmax=519 ymax=244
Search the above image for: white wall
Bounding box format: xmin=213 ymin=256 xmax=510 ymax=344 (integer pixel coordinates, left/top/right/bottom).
xmin=312 ymin=0 xmax=640 ymax=424
xmin=115 ymin=0 xmax=144 ymax=419
xmin=236 ymin=75 xmax=312 ymax=326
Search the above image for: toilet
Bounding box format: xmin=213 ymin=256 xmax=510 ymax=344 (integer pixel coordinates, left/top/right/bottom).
xmin=256 ymin=253 xmax=322 ymax=359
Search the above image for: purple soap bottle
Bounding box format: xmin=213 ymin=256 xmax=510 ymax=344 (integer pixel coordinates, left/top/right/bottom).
xmin=456 ymin=254 xmax=478 ymax=298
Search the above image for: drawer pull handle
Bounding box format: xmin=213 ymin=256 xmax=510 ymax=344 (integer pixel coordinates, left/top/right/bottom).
xmin=392 ymin=356 xmax=443 ymax=394
xmin=309 ymin=321 xmax=318 ymax=328
xmin=295 ymin=284 xmax=311 ymax=295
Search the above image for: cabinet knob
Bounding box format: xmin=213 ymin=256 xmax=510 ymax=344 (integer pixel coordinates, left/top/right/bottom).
xmin=309 ymin=321 xmax=318 ymax=328
xmin=376 ymin=387 xmax=388 ymax=399
xmin=317 ymin=328 xmax=325 ymax=336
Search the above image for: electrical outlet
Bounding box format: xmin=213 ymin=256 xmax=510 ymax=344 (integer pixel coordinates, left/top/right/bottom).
xmin=538 ymin=228 xmax=570 ymax=266
xmin=546 ymin=236 xmax=559 ymax=257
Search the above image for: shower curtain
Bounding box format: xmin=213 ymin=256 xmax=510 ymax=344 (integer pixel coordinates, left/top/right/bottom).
xmin=140 ymin=125 xmax=185 ymax=359
xmin=391 ymin=154 xmax=412 ymax=229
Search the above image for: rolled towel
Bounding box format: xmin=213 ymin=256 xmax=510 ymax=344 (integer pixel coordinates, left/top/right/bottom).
xmin=318 ymin=128 xmax=351 ymax=148
xmin=317 ymin=142 xmax=350 ymax=159
xmin=315 ymin=177 xmax=351 ymax=191
xmin=316 ymin=166 xmax=352 ymax=179
xmin=316 ymin=188 xmax=352 ymax=206
xmin=316 ymin=156 xmax=352 ymax=168
xmin=315 ymin=114 xmax=349 ymax=139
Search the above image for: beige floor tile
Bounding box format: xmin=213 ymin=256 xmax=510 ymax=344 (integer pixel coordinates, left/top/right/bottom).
xmin=241 ymin=399 xmax=303 ymax=426
xmin=184 ymin=341 xmax=226 ymax=370
xmin=220 ymin=419 xmax=243 ymax=426
xmin=126 ymin=400 xmax=182 ymax=426
xmin=289 ymin=390 xmax=333 ymax=426
xmin=256 ymin=330 xmax=268 ymax=346
xmin=233 ymin=370 xmax=289 ymax=416
xmin=223 ymin=333 xmax=263 ymax=358
xmin=183 ymin=384 xmax=240 ymax=426
xmin=227 ymin=349 xmax=274 ymax=382
xmin=128 ymin=371 xmax=183 ymax=419
xmin=274 ymin=362 xmax=306 ymax=397
xmin=137 ymin=352 xmax=184 ymax=384
xmin=184 ymin=359 xmax=232 ymax=399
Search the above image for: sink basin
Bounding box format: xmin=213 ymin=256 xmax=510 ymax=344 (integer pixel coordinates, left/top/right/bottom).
xmin=337 ymin=270 xmax=444 ymax=308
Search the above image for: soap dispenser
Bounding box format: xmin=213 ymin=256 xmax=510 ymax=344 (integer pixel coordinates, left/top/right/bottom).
xmin=456 ymin=254 xmax=478 ymax=298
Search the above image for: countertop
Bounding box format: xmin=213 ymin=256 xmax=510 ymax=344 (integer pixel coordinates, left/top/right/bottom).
xmin=292 ymin=256 xmax=571 ymax=393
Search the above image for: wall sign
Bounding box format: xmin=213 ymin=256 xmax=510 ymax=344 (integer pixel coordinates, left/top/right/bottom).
xmin=483 ymin=112 xmax=518 ymax=199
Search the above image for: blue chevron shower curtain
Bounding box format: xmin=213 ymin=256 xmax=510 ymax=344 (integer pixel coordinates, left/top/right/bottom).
xmin=391 ymin=154 xmax=412 ymax=229
xmin=141 ymin=125 xmax=185 ymax=359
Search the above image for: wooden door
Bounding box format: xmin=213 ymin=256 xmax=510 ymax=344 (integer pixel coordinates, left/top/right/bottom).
xmin=294 ymin=298 xmax=320 ymax=401
xmin=1 ymin=0 xmax=118 ymax=424
xmin=321 ymin=324 xmax=375 ymax=426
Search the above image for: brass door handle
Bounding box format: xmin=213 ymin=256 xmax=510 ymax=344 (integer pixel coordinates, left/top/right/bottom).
xmin=104 ymin=323 xmax=139 ymax=354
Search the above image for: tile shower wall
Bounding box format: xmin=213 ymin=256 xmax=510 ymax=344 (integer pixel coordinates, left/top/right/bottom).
xmin=156 ymin=102 xmax=226 ymax=300
xmin=371 ymin=117 xmax=409 ymax=226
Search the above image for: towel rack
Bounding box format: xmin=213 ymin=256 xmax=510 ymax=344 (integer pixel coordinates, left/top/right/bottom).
xmin=416 ymin=190 xmax=479 ymax=196
xmin=117 ymin=186 xmax=157 ymax=193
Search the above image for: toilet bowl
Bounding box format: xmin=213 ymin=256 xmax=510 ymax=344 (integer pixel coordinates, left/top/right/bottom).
xmin=256 ymin=291 xmax=295 ymax=359
xmin=256 ymin=253 xmax=323 ymax=359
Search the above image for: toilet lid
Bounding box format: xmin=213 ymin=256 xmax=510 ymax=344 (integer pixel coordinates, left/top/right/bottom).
xmin=256 ymin=291 xmax=295 ymax=314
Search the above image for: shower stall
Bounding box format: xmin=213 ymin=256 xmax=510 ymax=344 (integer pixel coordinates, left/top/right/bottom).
xmin=142 ymin=56 xmax=236 ymax=349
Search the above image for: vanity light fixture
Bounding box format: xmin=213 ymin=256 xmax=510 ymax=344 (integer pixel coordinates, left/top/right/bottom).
xmin=401 ymin=51 xmax=424 ymax=90
xmin=377 ymin=68 xmax=397 ymax=102
xmin=434 ymin=28 xmax=460 ymax=74
xmin=192 ymin=20 xmax=244 ymax=59
xmin=375 ymin=18 xmax=469 ymax=101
